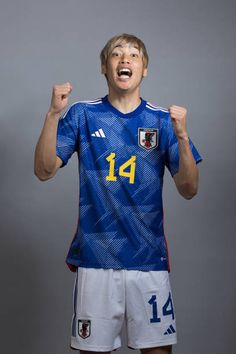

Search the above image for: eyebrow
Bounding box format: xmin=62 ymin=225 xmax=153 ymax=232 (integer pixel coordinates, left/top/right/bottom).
xmin=113 ymin=44 xmax=139 ymax=50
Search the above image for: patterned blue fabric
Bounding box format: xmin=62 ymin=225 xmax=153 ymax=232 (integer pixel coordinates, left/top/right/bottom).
xmin=56 ymin=96 xmax=202 ymax=271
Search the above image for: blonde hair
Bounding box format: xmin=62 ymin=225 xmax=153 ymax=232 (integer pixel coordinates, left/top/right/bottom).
xmin=100 ymin=33 xmax=149 ymax=68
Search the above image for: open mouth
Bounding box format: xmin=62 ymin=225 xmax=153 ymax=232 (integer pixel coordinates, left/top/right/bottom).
xmin=117 ymin=68 xmax=132 ymax=78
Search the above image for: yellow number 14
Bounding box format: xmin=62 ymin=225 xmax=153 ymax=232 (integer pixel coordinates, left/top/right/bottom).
xmin=106 ymin=153 xmax=136 ymax=184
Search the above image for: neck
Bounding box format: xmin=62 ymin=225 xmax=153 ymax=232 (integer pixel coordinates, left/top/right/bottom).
xmin=107 ymin=90 xmax=141 ymax=114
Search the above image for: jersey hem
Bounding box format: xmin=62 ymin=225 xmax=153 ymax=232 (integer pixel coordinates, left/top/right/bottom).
xmin=66 ymin=260 xmax=169 ymax=272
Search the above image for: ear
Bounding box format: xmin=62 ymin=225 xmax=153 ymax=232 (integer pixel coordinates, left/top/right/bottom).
xmin=101 ymin=64 xmax=106 ymax=75
xmin=143 ymin=67 xmax=148 ymax=78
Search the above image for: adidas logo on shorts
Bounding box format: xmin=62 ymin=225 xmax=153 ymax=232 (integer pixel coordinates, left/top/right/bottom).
xmin=164 ymin=324 xmax=176 ymax=335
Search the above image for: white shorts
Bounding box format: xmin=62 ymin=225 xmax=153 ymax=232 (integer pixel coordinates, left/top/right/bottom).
xmin=71 ymin=268 xmax=177 ymax=351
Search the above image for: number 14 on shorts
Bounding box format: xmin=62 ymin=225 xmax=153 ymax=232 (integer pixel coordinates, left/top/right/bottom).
xmin=148 ymin=292 xmax=175 ymax=323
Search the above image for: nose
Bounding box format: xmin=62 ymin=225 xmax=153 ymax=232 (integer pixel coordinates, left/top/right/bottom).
xmin=120 ymin=53 xmax=130 ymax=64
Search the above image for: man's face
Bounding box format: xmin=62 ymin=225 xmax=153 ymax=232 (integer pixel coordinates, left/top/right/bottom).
xmin=101 ymin=41 xmax=148 ymax=95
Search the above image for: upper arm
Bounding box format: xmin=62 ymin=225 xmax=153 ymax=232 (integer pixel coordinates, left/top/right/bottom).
xmin=55 ymin=155 xmax=63 ymax=171
xmin=173 ymin=171 xmax=182 ymax=192
xmin=172 ymin=164 xmax=199 ymax=199
xmin=172 ymin=165 xmax=199 ymax=186
xmin=35 ymin=156 xmax=63 ymax=181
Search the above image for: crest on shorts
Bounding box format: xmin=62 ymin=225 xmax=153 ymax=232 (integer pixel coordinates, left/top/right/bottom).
xmin=78 ymin=319 xmax=91 ymax=339
xmin=138 ymin=128 xmax=158 ymax=150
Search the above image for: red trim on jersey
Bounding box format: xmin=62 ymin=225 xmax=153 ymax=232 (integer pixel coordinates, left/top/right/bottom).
xmin=67 ymin=263 xmax=77 ymax=272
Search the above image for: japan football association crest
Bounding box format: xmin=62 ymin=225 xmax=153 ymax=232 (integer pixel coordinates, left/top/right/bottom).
xmin=138 ymin=128 xmax=158 ymax=150
xmin=78 ymin=319 xmax=91 ymax=339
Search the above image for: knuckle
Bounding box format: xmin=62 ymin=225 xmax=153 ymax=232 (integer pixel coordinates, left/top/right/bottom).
xmin=53 ymin=84 xmax=61 ymax=92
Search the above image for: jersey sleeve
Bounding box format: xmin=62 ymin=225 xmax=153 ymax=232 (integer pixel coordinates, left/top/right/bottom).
xmin=56 ymin=104 xmax=80 ymax=167
xmin=163 ymin=113 xmax=202 ymax=177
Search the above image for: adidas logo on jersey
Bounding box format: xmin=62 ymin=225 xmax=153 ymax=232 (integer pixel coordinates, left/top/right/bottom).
xmin=91 ymin=129 xmax=106 ymax=138
xmin=164 ymin=325 xmax=176 ymax=335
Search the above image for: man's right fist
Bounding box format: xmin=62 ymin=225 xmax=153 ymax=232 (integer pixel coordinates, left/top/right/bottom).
xmin=49 ymin=82 xmax=72 ymax=115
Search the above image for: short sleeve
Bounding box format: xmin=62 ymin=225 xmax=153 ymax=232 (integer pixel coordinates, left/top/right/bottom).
xmin=56 ymin=104 xmax=79 ymax=167
xmin=163 ymin=113 xmax=202 ymax=177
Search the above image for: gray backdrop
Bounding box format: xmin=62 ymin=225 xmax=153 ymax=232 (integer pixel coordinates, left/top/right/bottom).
xmin=0 ymin=0 xmax=235 ymax=353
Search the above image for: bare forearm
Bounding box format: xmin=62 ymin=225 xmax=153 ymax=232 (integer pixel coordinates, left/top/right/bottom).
xmin=174 ymin=136 xmax=199 ymax=199
xmin=34 ymin=111 xmax=60 ymax=180
xmin=34 ymin=83 xmax=72 ymax=181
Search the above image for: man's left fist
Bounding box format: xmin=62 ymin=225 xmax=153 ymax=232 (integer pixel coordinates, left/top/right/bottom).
xmin=168 ymin=105 xmax=188 ymax=140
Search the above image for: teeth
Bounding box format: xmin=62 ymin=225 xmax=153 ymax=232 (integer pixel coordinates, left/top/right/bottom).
xmin=118 ymin=68 xmax=132 ymax=77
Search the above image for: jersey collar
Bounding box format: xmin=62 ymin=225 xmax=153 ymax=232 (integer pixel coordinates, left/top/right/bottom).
xmin=102 ymin=95 xmax=146 ymax=118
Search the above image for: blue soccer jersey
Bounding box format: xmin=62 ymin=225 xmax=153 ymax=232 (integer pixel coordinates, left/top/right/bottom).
xmin=56 ymin=96 xmax=202 ymax=271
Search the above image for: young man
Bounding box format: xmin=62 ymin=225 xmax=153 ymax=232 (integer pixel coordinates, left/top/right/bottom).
xmin=34 ymin=34 xmax=202 ymax=354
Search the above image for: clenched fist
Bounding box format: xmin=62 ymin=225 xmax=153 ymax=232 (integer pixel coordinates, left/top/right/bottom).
xmin=49 ymin=82 xmax=72 ymax=115
xmin=168 ymin=105 xmax=188 ymax=140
